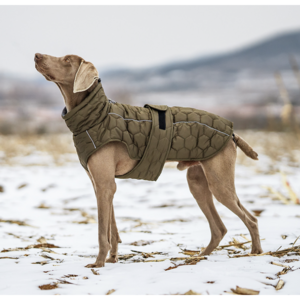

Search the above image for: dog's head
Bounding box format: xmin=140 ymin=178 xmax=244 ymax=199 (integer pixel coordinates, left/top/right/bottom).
xmin=34 ymin=53 xmax=99 ymax=93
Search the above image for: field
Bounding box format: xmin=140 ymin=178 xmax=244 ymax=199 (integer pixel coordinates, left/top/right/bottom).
xmin=0 ymin=131 xmax=300 ymax=295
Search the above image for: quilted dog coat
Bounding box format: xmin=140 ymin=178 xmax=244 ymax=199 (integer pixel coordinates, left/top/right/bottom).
xmin=62 ymin=82 xmax=233 ymax=181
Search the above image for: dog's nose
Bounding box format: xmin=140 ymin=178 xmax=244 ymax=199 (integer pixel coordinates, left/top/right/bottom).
xmin=34 ymin=53 xmax=43 ymax=62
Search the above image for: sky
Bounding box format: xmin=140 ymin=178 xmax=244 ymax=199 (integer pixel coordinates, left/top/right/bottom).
xmin=1 ymin=5 xmax=300 ymax=78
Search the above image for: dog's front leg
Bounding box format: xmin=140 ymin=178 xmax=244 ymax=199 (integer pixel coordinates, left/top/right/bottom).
xmin=85 ymin=153 xmax=117 ymax=268
xmin=86 ymin=178 xmax=116 ymax=268
xmin=106 ymin=206 xmax=122 ymax=263
xmin=86 ymin=170 xmax=121 ymax=264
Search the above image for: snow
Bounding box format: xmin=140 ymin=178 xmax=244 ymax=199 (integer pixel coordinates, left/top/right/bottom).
xmin=0 ymin=155 xmax=300 ymax=295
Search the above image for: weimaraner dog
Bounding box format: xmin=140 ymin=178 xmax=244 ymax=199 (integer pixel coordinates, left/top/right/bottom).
xmin=34 ymin=53 xmax=263 ymax=268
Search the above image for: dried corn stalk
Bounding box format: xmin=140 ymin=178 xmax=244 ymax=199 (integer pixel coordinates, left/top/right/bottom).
xmin=144 ymin=259 xmax=167 ymax=263
xmin=181 ymin=249 xmax=200 ymax=256
xmin=281 ymin=171 xmax=300 ymax=204
xmin=32 ymin=261 xmax=48 ymax=265
xmin=141 ymin=252 xmax=154 ymax=258
xmin=0 ymin=219 xmax=32 ymax=227
xmin=274 ymin=72 xmax=293 ymax=127
xmin=183 ymin=290 xmax=201 ymax=295
xmin=91 ymin=269 xmax=99 ymax=275
xmin=281 ymin=104 xmax=293 ymax=126
xmin=37 ymin=237 xmax=47 ymax=244
xmin=231 ymin=236 xmax=300 ymax=258
xmin=230 ymin=237 xmax=248 ymax=250
xmin=276 ymin=280 xmax=285 ymax=291
xmin=270 ymin=261 xmax=289 ymax=268
xmin=290 ymin=55 xmax=300 ymax=88
xmin=263 ymin=186 xmax=290 ymax=205
xmin=39 ymin=283 xmax=59 ymax=290
xmin=231 ymin=286 xmax=260 ymax=295
xmin=217 ymin=238 xmax=256 ymax=250
xmin=240 ymin=234 xmax=251 ymax=241
xmin=106 ymin=289 xmax=116 ymax=295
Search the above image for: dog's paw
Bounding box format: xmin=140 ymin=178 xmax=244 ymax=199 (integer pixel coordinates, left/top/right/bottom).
xmin=85 ymin=262 xmax=105 ymax=268
xmin=251 ymin=247 xmax=263 ymax=255
xmin=106 ymin=256 xmax=118 ymax=263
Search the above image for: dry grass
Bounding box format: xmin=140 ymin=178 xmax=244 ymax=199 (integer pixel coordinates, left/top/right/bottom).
xmin=0 ymin=134 xmax=76 ymax=165
xmin=235 ymin=130 xmax=300 ymax=206
xmin=236 ymin=130 xmax=300 ymax=169
xmin=1 ymin=130 xmax=299 ymax=168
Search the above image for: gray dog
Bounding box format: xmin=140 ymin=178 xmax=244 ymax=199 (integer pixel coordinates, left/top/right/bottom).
xmin=35 ymin=53 xmax=263 ymax=268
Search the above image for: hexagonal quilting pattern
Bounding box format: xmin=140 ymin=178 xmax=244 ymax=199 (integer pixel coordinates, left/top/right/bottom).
xmin=65 ymin=84 xmax=233 ymax=180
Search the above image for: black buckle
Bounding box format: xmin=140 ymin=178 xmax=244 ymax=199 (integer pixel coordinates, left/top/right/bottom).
xmin=61 ymin=107 xmax=68 ymax=117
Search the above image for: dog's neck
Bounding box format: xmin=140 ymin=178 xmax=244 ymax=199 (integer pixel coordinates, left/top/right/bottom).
xmin=56 ymin=80 xmax=99 ymax=113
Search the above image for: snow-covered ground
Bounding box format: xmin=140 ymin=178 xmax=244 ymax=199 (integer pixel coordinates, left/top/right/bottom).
xmin=0 ymin=155 xmax=300 ymax=295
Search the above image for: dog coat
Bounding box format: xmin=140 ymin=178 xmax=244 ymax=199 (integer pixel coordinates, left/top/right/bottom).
xmin=62 ymin=82 xmax=233 ymax=181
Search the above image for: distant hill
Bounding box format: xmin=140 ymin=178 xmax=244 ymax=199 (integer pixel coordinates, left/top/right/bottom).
xmin=102 ymin=30 xmax=300 ymax=93
xmin=1 ymin=29 xmax=300 ymax=133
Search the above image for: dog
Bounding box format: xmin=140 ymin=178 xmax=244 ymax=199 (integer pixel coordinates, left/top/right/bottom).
xmin=34 ymin=53 xmax=263 ymax=268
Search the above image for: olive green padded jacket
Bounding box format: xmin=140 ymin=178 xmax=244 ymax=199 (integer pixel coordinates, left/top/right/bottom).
xmin=62 ymin=82 xmax=233 ymax=181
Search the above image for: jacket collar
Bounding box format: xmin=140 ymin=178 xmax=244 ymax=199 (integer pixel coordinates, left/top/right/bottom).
xmin=61 ymin=82 xmax=103 ymax=120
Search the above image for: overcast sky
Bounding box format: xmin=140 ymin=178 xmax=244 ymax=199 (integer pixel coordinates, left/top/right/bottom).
xmin=1 ymin=5 xmax=300 ymax=78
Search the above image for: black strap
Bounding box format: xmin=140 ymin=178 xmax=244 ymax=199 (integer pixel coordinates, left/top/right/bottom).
xmin=232 ymin=133 xmax=237 ymax=147
xmin=158 ymin=111 xmax=166 ymax=130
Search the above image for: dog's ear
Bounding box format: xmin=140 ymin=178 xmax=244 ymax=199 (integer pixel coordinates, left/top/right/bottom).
xmin=73 ymin=60 xmax=99 ymax=93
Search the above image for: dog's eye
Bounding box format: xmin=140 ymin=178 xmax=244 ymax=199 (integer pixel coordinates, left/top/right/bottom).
xmin=64 ymin=58 xmax=70 ymax=63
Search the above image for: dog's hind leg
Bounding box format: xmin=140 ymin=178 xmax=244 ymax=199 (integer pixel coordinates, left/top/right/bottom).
xmin=106 ymin=205 xmax=122 ymax=263
xmin=202 ymin=140 xmax=263 ymax=254
xmin=187 ymin=164 xmax=227 ymax=256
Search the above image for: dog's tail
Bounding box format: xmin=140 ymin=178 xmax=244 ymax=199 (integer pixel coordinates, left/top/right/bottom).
xmin=234 ymin=133 xmax=258 ymax=160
